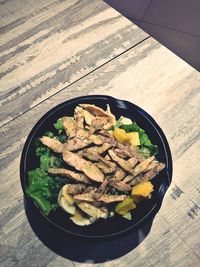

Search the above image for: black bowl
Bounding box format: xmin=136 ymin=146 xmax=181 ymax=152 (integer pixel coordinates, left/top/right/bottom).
xmin=20 ymin=95 xmax=172 ymax=238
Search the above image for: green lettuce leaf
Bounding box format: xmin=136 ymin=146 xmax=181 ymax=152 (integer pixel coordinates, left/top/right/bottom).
xmin=120 ymin=122 xmax=158 ymax=156
xmin=26 ymin=168 xmax=65 ymax=215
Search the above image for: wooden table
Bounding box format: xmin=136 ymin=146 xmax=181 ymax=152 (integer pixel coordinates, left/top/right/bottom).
xmin=0 ymin=1 xmax=200 ymax=266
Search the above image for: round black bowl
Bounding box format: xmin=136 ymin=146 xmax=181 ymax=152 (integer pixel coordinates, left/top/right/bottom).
xmin=20 ymin=95 xmax=172 ymax=238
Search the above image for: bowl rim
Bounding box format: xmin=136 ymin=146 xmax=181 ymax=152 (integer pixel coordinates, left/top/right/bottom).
xmin=20 ymin=95 xmax=173 ymax=238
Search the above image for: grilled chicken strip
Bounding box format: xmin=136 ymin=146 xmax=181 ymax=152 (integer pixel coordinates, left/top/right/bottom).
xmin=95 ymin=179 xmax=108 ymax=197
xmin=62 ymin=150 xmax=104 ymax=182
xmin=108 ymin=150 xmax=135 ymax=174
xmin=117 ymin=143 xmax=145 ymax=162
xmin=74 ymin=193 xmax=127 ymax=203
xmin=89 ymin=135 xmax=104 ymax=145
xmin=48 ymin=168 xmax=91 ymax=184
xmin=64 ymin=137 xmax=92 ymax=151
xmin=113 ymin=148 xmax=129 ymax=159
xmin=127 ymin=157 xmax=138 ymax=168
xmin=90 ymin=117 xmax=111 ymax=133
xmin=99 ymin=156 xmax=116 ymax=170
xmin=39 ymin=136 xmax=63 ymax=153
xmin=61 ymin=183 xmax=86 ymax=195
xmin=99 ymin=194 xmax=127 ymax=203
xmin=77 ymin=202 xmax=108 ymax=219
xmin=82 ymin=151 xmax=117 ymax=174
xmin=132 ymin=156 xmax=155 ymax=177
xmin=74 ymin=193 xmax=96 ymax=202
xmin=62 ymin=117 xmax=77 ymax=138
xmin=123 ymin=175 xmax=134 ymax=183
xmin=114 ymin=168 xmax=126 ymax=181
xmin=74 ymin=106 xmax=85 ymax=128
xmin=145 ymin=160 xmax=160 ymax=171
xmin=89 ymin=133 xmax=115 ymax=146
xmin=79 ymin=104 xmax=116 ymax=121
xmin=95 ymin=162 xmax=116 ymax=174
xmin=108 ymin=179 xmax=132 ymax=192
xmin=83 ymin=143 xmax=112 ymax=155
xmin=82 ymin=151 xmax=98 ymax=161
xmin=80 ymin=104 xmax=116 ymax=131
xmin=76 ymin=128 xmax=89 ymax=139
xmin=75 ymin=106 xmax=95 ymax=126
xmin=98 ymin=130 xmax=116 ymax=145
xmin=128 ymin=146 xmax=145 ymax=162
xmin=129 ymin=162 xmax=165 ymax=186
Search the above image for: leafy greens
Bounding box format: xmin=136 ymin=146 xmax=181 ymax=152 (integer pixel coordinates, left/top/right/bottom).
xmin=26 ymin=169 xmax=66 ymax=215
xmin=116 ymin=119 xmax=158 ymax=157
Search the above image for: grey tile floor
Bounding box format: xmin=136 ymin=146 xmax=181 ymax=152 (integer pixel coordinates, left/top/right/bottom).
xmin=104 ymin=0 xmax=200 ymax=70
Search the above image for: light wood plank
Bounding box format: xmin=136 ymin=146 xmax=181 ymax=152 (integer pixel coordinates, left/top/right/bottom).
xmin=0 ymin=37 xmax=200 ymax=266
xmin=0 ymin=0 xmax=148 ymax=126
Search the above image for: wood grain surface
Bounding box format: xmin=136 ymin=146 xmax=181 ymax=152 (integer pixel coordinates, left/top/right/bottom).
xmin=0 ymin=0 xmax=148 ymax=127
xmin=0 ymin=1 xmax=200 ymax=267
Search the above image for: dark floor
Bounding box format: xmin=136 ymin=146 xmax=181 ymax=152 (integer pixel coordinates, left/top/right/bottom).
xmin=104 ymin=0 xmax=200 ymax=71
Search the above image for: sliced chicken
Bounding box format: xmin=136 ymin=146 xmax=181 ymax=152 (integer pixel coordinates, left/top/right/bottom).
xmin=79 ymin=104 xmax=116 ymax=131
xmin=114 ymin=168 xmax=126 ymax=181
xmin=129 ymin=162 xmax=165 ymax=186
xmin=113 ymin=148 xmax=129 ymax=159
xmin=98 ymin=194 xmax=127 ymax=203
xmin=89 ymin=135 xmax=104 ymax=145
xmin=108 ymin=179 xmax=132 ymax=192
xmin=95 ymin=162 xmax=116 ymax=174
xmin=132 ymin=156 xmax=155 ymax=177
xmin=127 ymin=157 xmax=138 ymax=168
xmin=82 ymin=151 xmax=117 ymax=174
xmin=62 ymin=117 xmax=77 ymax=138
xmin=63 ymin=127 xmax=91 ymax=151
xmin=82 ymin=151 xmax=99 ymax=161
xmin=98 ymin=130 xmax=116 ymax=145
xmin=74 ymin=193 xmax=95 ymax=202
xmin=79 ymin=103 xmax=116 ymax=122
xmin=74 ymin=106 xmax=85 ymax=128
xmin=74 ymin=193 xmax=127 ymax=204
xmin=123 ymin=175 xmax=134 ymax=183
xmin=39 ymin=136 xmax=63 ymax=153
xmin=48 ymin=168 xmax=91 ymax=184
xmin=74 ymin=106 xmax=95 ymax=126
xmin=117 ymin=143 xmax=145 ymax=162
xmin=128 ymin=145 xmax=145 ymax=162
xmin=64 ymin=137 xmax=92 ymax=151
xmin=90 ymin=116 xmax=111 ymax=133
xmin=83 ymin=143 xmax=112 ymax=155
xmin=76 ymin=128 xmax=89 ymax=139
xmin=154 ymin=162 xmax=165 ymax=173
xmin=104 ymin=154 xmax=111 ymax=161
xmin=77 ymin=202 xmax=108 ymax=219
xmin=99 ymin=156 xmax=116 ymax=171
xmin=95 ymin=179 xmax=108 ymax=197
xmin=145 ymin=160 xmax=159 ymax=171
xmin=61 ymin=184 xmax=86 ymax=195
xmin=62 ymin=150 xmax=104 ymax=182
xmin=108 ymin=150 xmax=135 ymax=174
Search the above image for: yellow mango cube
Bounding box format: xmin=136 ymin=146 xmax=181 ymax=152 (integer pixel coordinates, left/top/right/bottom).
xmin=131 ymin=181 xmax=154 ymax=198
xmin=113 ymin=128 xmax=129 ymax=143
xmin=126 ymin=132 xmax=140 ymax=146
xmin=115 ymin=197 xmax=136 ymax=215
